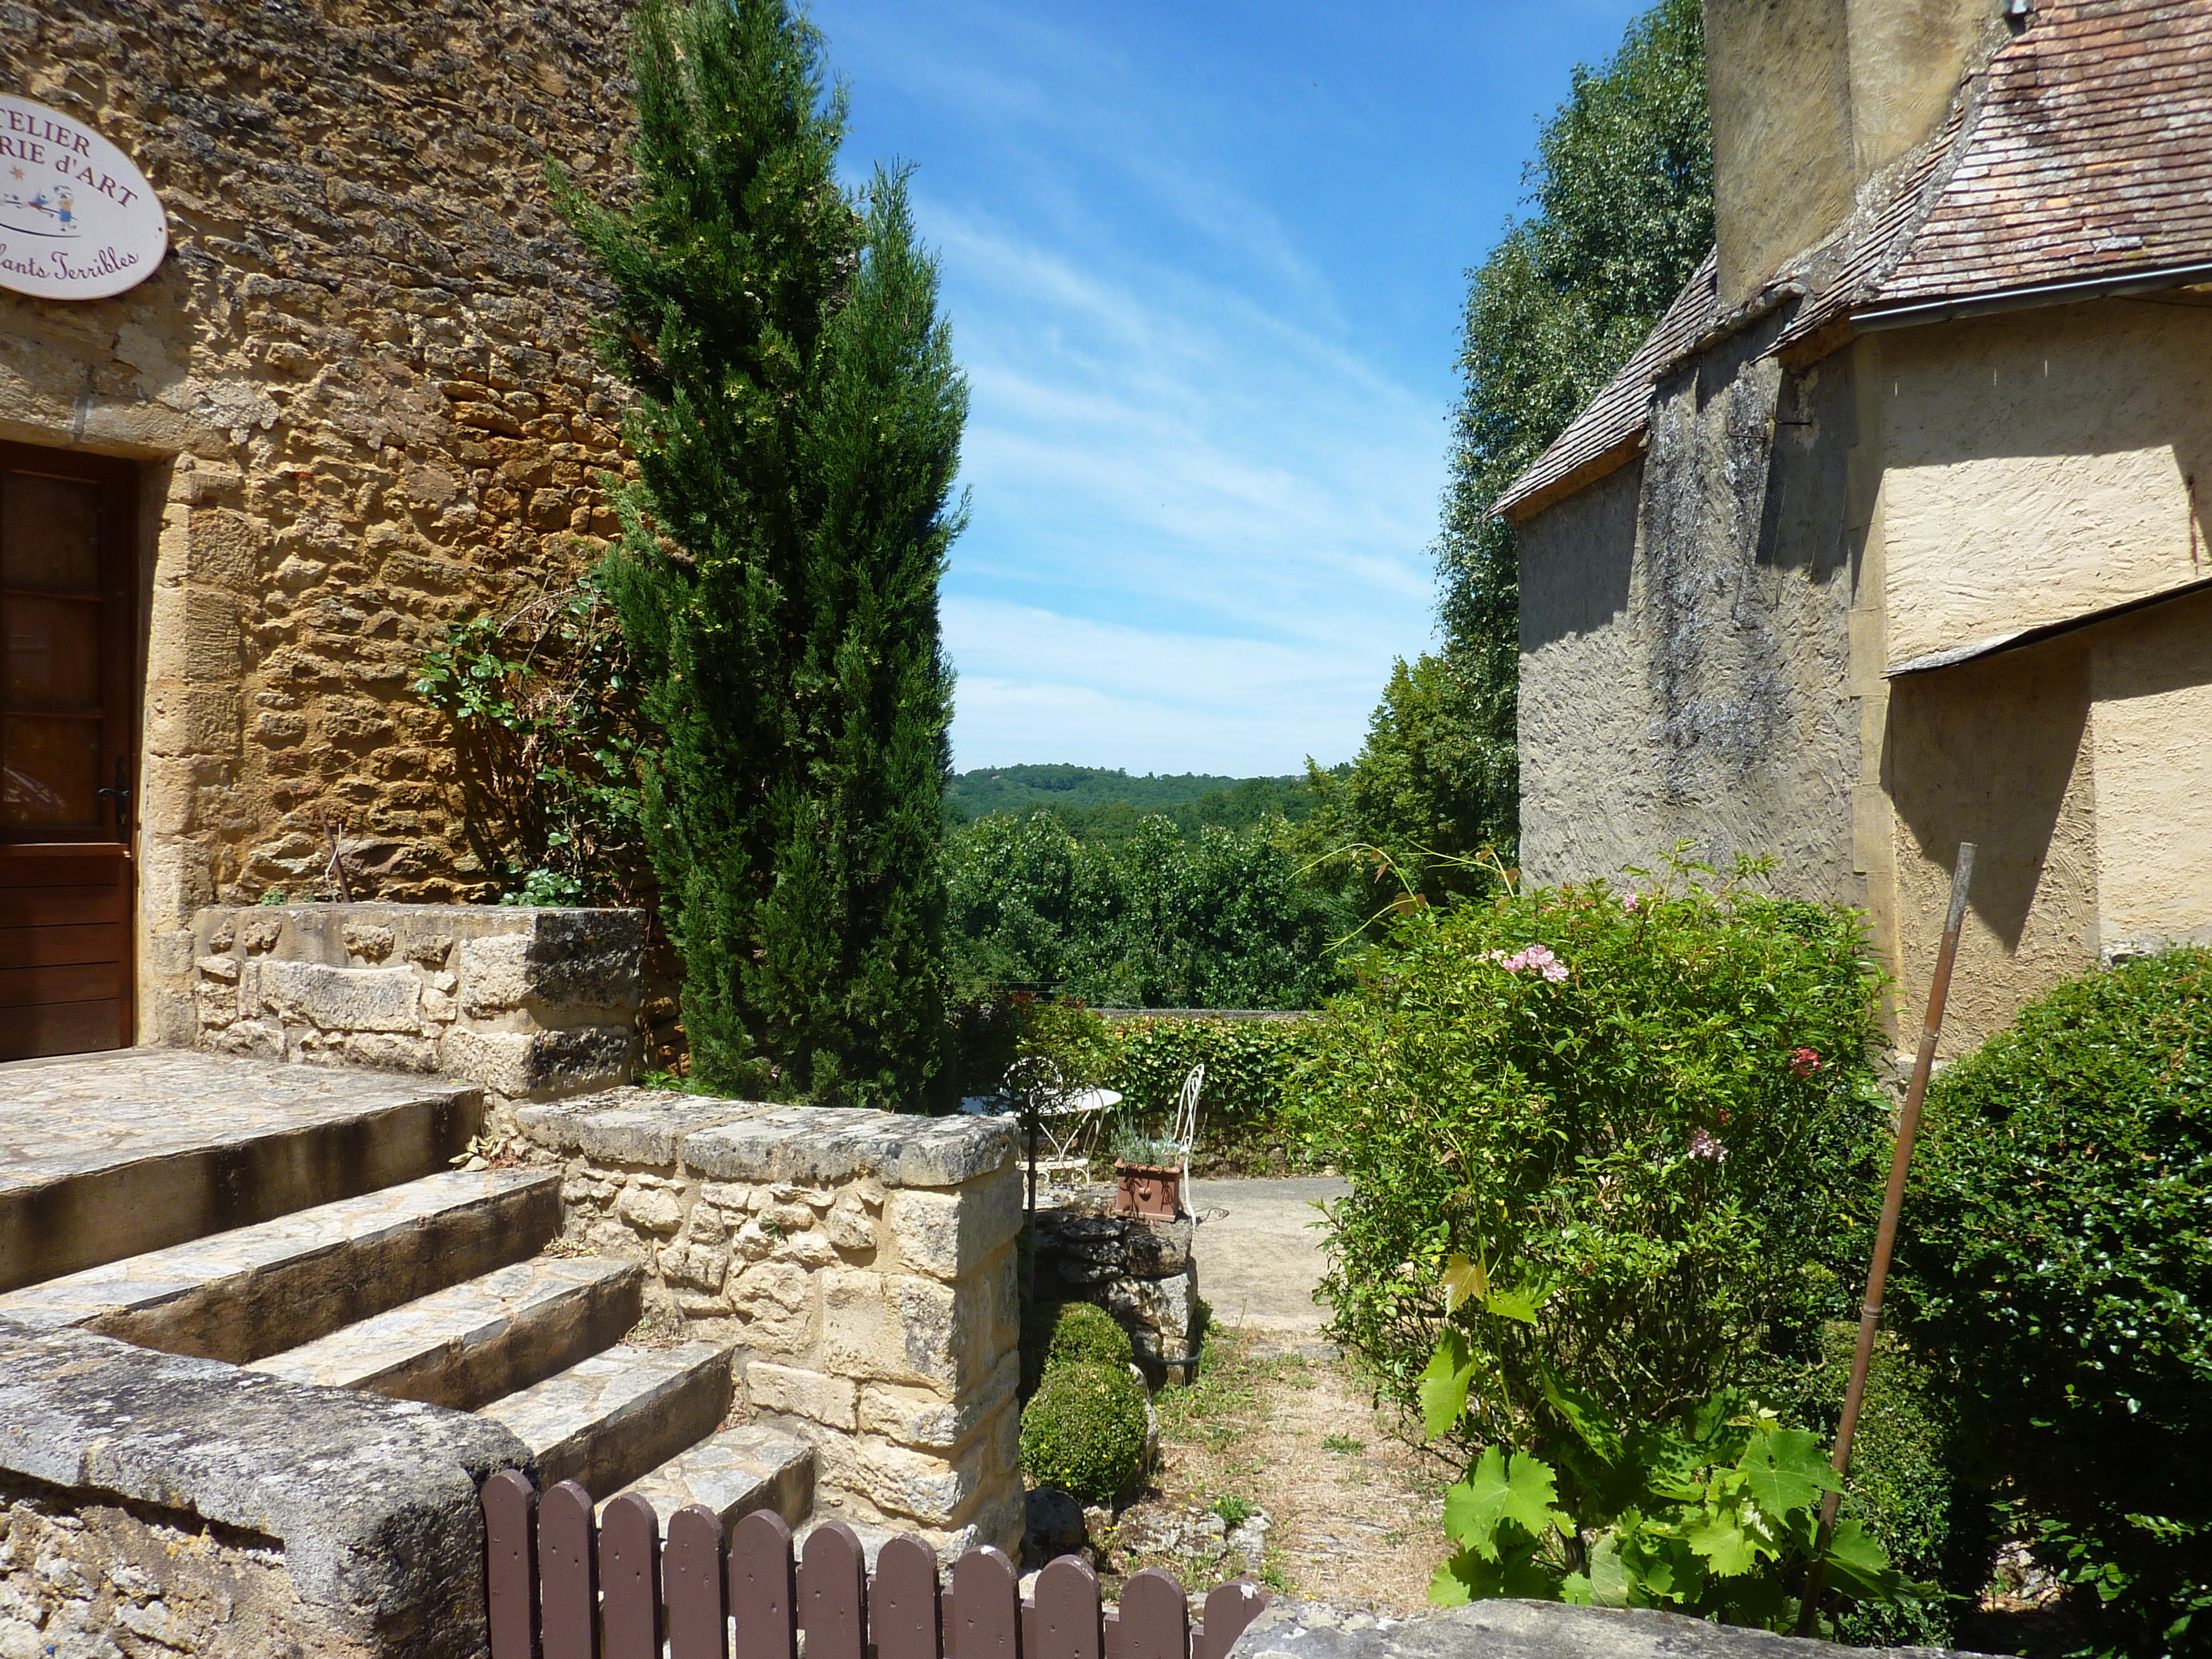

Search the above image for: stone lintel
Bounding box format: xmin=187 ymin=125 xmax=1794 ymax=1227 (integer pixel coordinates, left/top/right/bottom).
xmin=0 ymin=1318 xmax=530 ymax=1659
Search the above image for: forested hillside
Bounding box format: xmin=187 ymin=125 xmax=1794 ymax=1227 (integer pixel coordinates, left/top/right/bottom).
xmin=944 ymin=764 xmax=1327 ymax=843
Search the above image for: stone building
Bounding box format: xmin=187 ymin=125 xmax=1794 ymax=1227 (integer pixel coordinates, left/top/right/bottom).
xmin=1501 ymin=0 xmax=2212 ymax=1047
xmin=1 ymin=0 xmax=633 ymax=1061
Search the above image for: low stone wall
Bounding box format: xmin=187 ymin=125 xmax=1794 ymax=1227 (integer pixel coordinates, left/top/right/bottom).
xmin=189 ymin=903 xmax=645 ymax=1100
xmin=1034 ymin=1193 xmax=1201 ymax=1381
xmin=1227 ymin=1598 xmax=1997 ymax=1659
xmin=0 ymin=1318 xmax=530 ymax=1659
xmin=515 ymin=1090 xmax=1025 ymax=1556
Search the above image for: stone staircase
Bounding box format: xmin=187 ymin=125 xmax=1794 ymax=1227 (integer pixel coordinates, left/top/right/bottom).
xmin=0 ymin=1082 xmax=816 ymax=1538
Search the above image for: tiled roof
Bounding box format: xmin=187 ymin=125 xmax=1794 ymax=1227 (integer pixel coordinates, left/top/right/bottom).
xmin=1492 ymin=251 xmax=1717 ymax=521
xmin=1877 ymin=0 xmax=2212 ymax=307
xmin=1496 ymin=0 xmax=2212 ymax=520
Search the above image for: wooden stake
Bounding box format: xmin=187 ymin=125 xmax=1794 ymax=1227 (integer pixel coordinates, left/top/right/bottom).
xmin=1796 ymin=841 xmax=1974 ymax=1636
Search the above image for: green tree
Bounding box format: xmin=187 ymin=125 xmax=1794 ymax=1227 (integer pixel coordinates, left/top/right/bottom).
xmin=1346 ymin=0 xmax=1712 ymax=874
xmin=561 ymin=0 xmax=965 ymax=1105
xmin=943 ymin=811 xmax=1337 ymax=1010
xmin=1296 ymin=652 xmax=1500 ymax=922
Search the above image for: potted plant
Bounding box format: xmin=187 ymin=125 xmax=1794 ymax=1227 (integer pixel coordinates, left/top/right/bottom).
xmin=1110 ymin=1128 xmax=1184 ymax=1221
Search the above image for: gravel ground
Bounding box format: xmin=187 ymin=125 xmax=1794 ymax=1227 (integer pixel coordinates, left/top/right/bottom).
xmin=1184 ymin=1176 xmax=1348 ymax=1334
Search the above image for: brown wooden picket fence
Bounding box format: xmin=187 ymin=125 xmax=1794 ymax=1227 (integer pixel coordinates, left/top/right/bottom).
xmin=481 ymin=1473 xmax=1272 ymax=1659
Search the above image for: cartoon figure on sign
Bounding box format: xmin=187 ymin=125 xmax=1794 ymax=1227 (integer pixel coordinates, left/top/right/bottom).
xmin=0 ymin=182 xmax=81 ymax=238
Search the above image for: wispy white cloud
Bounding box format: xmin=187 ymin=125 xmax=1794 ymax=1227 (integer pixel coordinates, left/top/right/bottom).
xmin=814 ymin=0 xmax=1644 ymax=773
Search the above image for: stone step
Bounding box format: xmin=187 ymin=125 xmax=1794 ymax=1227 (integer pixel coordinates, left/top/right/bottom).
xmin=478 ymin=1341 xmax=737 ymax=1498
xmin=247 ymin=1255 xmax=644 ymax=1410
xmin=0 ymin=1050 xmax=483 ymax=1293
xmin=0 ymin=1167 xmax=560 ymax=1363
xmin=603 ymin=1423 xmax=814 ymax=1537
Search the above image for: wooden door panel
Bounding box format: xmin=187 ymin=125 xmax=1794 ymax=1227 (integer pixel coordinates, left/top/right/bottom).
xmin=0 ymin=999 xmax=127 ymax=1062
xmin=0 ymin=923 xmax=120 ymax=966
xmin=0 ymin=442 xmax=138 ymax=1058
xmin=0 ymin=882 xmax=131 ymax=925
xmin=0 ymin=960 xmax=123 ymax=1008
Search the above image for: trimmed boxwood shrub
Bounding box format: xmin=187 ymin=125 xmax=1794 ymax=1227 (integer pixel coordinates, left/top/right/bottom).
xmin=1898 ymin=947 xmax=2212 ymax=1658
xmin=1765 ymin=1326 xmax=1988 ymax=1649
xmin=1019 ymin=1361 xmax=1148 ymax=1503
xmin=1021 ymin=1299 xmax=1133 ymax=1396
xmin=1045 ymin=1302 xmax=1133 ymax=1372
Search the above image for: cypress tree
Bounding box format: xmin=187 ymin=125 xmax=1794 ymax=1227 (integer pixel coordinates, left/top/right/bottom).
xmin=560 ymin=0 xmax=965 ymax=1106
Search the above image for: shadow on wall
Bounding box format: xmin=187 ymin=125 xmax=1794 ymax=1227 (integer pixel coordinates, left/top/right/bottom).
xmin=1883 ymin=640 xmax=2089 ymax=953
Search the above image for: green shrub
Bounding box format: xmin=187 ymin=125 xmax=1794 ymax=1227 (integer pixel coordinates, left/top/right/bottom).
xmin=1899 ymin=948 xmax=2212 ymax=1658
xmin=1099 ymin=1016 xmax=1316 ymax=1170
xmin=1045 ymin=1302 xmax=1134 ymax=1373
xmin=1767 ymin=1327 xmax=1986 ymax=1648
xmin=1021 ymin=1299 xmax=1134 ymax=1396
xmin=1300 ymin=852 xmax=1888 ymax=1467
xmin=1019 ymin=1361 xmax=1149 ymax=1504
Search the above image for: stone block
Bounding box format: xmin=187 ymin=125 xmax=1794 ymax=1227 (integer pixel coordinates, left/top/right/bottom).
xmin=811 ymin=1431 xmax=986 ymax=1530
xmin=728 ymin=1260 xmax=815 ymax=1353
xmin=825 ymin=1199 xmax=877 ymax=1253
xmin=746 ymin=1362 xmax=858 ymax=1431
xmin=441 ymin=1025 xmax=635 ymax=1101
xmin=0 ymin=1321 xmax=528 ymax=1659
xmin=773 ymin=1230 xmax=836 ymax=1269
xmin=685 ymin=1108 xmax=1016 ymax=1190
xmin=617 ymin=1182 xmax=685 ymax=1235
xmin=1224 ymin=1597 xmax=1985 ymax=1659
xmin=857 ymin=1349 xmax=1019 ymax=1453
xmin=820 ymin=1270 xmax=962 ymax=1389
xmin=1102 ymin=1270 xmax=1198 ymax=1366
xmin=258 ymin=959 xmax=421 ymax=1033
xmin=886 ymin=1171 xmax=1023 ymax=1281
xmin=660 ymin=1242 xmax=726 ymax=1292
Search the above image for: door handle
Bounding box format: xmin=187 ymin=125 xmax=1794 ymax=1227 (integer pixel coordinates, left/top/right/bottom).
xmin=96 ymin=759 xmax=132 ymax=840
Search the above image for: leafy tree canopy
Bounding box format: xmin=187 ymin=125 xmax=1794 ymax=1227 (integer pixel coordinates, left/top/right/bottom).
xmin=1333 ymin=0 xmax=1713 ymax=880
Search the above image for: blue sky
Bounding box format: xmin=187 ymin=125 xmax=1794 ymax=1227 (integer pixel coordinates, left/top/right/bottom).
xmin=813 ymin=0 xmax=1648 ymax=776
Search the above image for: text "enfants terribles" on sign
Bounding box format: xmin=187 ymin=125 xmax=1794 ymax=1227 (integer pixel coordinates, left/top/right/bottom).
xmin=1 ymin=107 xmax=141 ymax=208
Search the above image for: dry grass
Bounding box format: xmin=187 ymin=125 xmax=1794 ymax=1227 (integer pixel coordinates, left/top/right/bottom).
xmin=1101 ymin=1327 xmax=1454 ymax=1614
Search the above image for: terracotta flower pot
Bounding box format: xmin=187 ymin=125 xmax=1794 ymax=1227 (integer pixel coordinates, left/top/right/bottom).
xmin=1113 ymin=1160 xmax=1182 ymax=1221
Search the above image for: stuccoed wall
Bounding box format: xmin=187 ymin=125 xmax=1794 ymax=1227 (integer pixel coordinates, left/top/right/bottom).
xmin=0 ymin=0 xmax=635 ymax=1045
xmin=1519 ymin=297 xmax=2212 ymax=1052
xmin=189 ymin=903 xmax=643 ymax=1100
xmin=515 ymin=1090 xmax=1026 ymax=1557
xmin=1517 ymin=314 xmax=1862 ymax=910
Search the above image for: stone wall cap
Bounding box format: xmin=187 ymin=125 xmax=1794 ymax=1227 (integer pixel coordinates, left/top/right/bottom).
xmin=0 ymin=1316 xmax=529 ymax=1646
xmin=515 ymin=1086 xmax=775 ymax=1164
xmin=1228 ymin=1600 xmax=2004 ymax=1659
xmin=684 ymin=1103 xmax=1017 ymax=1188
xmin=515 ymin=1087 xmax=1015 ymax=1185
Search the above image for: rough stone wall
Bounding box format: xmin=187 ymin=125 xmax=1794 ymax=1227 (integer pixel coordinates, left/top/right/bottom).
xmin=1518 ymin=313 xmax=1862 ymax=908
xmin=0 ymin=0 xmax=636 ymax=1044
xmin=0 ymin=1318 xmax=532 ymax=1659
xmin=0 ymin=1472 xmax=370 ymax=1659
xmin=515 ymin=1090 xmax=1026 ymax=1557
xmin=189 ymin=901 xmax=643 ymax=1098
xmin=1033 ymin=1196 xmax=1201 ymax=1384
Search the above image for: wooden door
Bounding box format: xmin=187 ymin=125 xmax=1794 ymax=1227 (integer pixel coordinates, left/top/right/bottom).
xmin=0 ymin=443 xmax=138 ymax=1061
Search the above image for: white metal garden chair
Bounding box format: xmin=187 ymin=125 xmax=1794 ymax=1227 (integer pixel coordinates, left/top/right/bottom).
xmin=1166 ymin=1062 xmax=1204 ymax=1188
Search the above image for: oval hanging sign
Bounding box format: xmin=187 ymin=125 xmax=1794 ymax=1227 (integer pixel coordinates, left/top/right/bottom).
xmin=0 ymin=95 xmax=166 ymax=300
